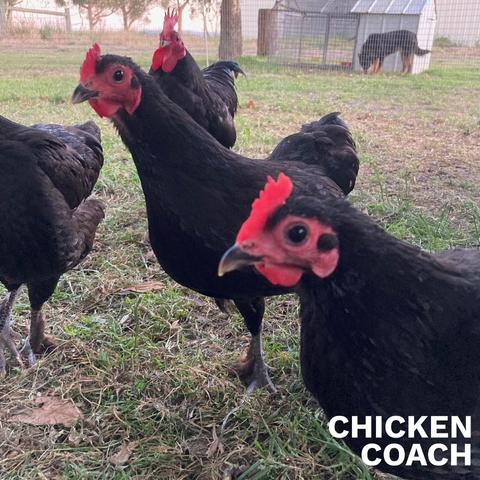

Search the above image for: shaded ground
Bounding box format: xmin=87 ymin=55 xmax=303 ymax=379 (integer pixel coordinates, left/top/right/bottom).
xmin=0 ymin=41 xmax=479 ymax=479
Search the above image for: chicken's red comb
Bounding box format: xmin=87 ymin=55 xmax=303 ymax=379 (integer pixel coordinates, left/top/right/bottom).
xmin=163 ymin=8 xmax=178 ymax=36
xmin=80 ymin=43 xmax=101 ymax=83
xmin=237 ymin=173 xmax=293 ymax=242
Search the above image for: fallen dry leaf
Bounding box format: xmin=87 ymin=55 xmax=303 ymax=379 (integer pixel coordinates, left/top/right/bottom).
xmin=109 ymin=441 xmax=138 ymax=466
xmin=9 ymin=396 xmax=82 ymax=428
xmin=206 ymin=426 xmax=224 ymax=458
xmin=118 ymin=282 xmax=164 ymax=294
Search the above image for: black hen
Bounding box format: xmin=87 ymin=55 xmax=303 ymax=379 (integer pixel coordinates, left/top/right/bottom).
xmin=72 ymin=47 xmax=358 ymax=392
xmin=0 ymin=115 xmax=104 ymax=375
xmin=220 ymin=174 xmax=480 ymax=479
xmin=269 ymin=112 xmax=358 ymax=195
xmin=149 ymin=9 xmax=244 ymax=148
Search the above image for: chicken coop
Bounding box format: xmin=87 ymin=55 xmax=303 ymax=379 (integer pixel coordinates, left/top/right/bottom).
xmin=352 ymin=0 xmax=437 ymax=74
xmin=257 ymin=0 xmax=360 ymax=69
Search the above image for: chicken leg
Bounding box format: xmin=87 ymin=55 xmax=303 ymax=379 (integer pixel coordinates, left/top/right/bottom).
xmin=233 ymin=298 xmax=275 ymax=393
xmin=27 ymin=277 xmax=60 ymax=354
xmin=0 ymin=288 xmax=35 ymax=376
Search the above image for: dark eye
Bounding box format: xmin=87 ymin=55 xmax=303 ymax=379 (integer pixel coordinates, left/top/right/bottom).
xmin=286 ymin=224 xmax=309 ymax=245
xmin=113 ymin=69 xmax=124 ymax=82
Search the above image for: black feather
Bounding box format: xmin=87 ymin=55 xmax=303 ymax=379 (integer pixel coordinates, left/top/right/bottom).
xmin=0 ymin=115 xmax=104 ymax=354
xmin=149 ymin=50 xmax=242 ymax=148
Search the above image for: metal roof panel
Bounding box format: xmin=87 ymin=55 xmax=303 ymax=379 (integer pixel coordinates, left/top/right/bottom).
xmin=404 ymin=0 xmax=428 ymax=14
xmin=351 ymin=0 xmax=427 ymax=14
xmin=386 ymin=0 xmax=412 ymax=13
xmin=283 ymin=0 xmax=358 ymax=14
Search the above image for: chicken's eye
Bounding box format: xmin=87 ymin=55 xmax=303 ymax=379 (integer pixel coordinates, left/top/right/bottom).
xmin=286 ymin=224 xmax=308 ymax=245
xmin=113 ymin=69 xmax=124 ymax=82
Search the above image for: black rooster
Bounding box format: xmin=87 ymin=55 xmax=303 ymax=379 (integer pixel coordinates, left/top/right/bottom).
xmin=72 ymin=46 xmax=358 ymax=392
xmin=0 ymin=116 xmax=104 ymax=375
xmin=149 ymin=9 xmax=244 ymax=148
xmin=219 ymin=173 xmax=480 ymax=479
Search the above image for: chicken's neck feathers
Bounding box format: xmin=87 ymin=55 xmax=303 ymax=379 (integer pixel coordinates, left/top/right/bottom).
xmin=114 ymin=70 xmax=235 ymax=174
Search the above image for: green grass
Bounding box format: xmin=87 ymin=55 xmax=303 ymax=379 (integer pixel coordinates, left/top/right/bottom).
xmin=0 ymin=44 xmax=479 ymax=479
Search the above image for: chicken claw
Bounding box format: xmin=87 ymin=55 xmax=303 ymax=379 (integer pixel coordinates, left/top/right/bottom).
xmin=0 ymin=289 xmax=35 ymax=377
xmin=233 ymin=333 xmax=276 ymax=394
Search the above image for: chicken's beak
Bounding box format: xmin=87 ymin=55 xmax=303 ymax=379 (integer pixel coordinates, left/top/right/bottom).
xmin=218 ymin=244 xmax=261 ymax=277
xmin=72 ymin=84 xmax=98 ymax=104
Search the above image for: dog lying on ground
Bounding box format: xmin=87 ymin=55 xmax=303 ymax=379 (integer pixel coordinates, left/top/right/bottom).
xmin=358 ymin=30 xmax=430 ymax=74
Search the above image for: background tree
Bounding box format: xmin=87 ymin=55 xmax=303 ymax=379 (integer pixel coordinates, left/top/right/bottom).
xmin=218 ymin=0 xmax=242 ymax=59
xmin=0 ymin=0 xmax=4 ymax=35
xmin=189 ymin=0 xmax=220 ymax=37
xmin=4 ymin=0 xmax=22 ymax=25
xmin=56 ymin=0 xmax=116 ymax=31
xmin=112 ymin=0 xmax=155 ymax=31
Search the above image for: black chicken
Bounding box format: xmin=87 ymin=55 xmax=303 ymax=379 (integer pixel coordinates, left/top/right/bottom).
xmin=149 ymin=9 xmax=244 ymax=148
xmin=219 ymin=173 xmax=480 ymax=479
xmin=71 ymin=45 xmax=358 ymax=392
xmin=0 ymin=115 xmax=104 ymax=375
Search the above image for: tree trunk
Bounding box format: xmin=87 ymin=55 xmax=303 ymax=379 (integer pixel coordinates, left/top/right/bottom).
xmin=121 ymin=5 xmax=129 ymax=31
xmin=257 ymin=9 xmax=279 ymax=56
xmin=0 ymin=0 xmax=5 ymax=35
xmin=176 ymin=2 xmax=185 ymax=34
xmin=5 ymin=0 xmax=12 ymax=26
xmin=219 ymin=0 xmax=242 ymax=59
xmin=87 ymin=4 xmax=94 ymax=31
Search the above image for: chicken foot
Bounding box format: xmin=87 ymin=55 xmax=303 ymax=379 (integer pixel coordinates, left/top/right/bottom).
xmin=233 ymin=333 xmax=276 ymax=394
xmin=232 ymin=297 xmax=276 ymax=394
xmin=0 ymin=289 xmax=35 ymax=376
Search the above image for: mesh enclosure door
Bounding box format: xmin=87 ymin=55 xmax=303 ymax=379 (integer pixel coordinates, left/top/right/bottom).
xmin=324 ymin=15 xmax=359 ymax=68
xmin=272 ymin=10 xmax=359 ymax=69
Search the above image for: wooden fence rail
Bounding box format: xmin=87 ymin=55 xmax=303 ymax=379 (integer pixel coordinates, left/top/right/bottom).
xmin=0 ymin=5 xmax=72 ymax=34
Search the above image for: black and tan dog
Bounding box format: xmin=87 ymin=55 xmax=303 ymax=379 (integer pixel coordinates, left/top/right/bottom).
xmin=358 ymin=30 xmax=430 ymax=74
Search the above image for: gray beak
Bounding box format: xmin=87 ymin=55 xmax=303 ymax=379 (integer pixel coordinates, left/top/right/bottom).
xmin=72 ymin=84 xmax=98 ymax=104
xmin=218 ymin=244 xmax=261 ymax=277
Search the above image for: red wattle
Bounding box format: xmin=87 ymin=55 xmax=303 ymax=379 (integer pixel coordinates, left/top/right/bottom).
xmin=256 ymin=263 xmax=303 ymax=287
xmin=162 ymin=53 xmax=178 ymax=73
xmin=151 ymin=48 xmax=165 ymax=72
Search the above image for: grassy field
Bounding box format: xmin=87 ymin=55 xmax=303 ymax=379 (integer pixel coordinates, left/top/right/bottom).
xmin=0 ymin=41 xmax=479 ymax=480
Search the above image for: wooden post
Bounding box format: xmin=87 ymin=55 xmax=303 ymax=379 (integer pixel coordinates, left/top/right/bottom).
xmin=64 ymin=7 xmax=72 ymax=33
xmin=297 ymin=14 xmax=305 ymax=62
xmin=257 ymin=9 xmax=279 ymax=56
xmin=322 ymin=14 xmax=331 ymax=65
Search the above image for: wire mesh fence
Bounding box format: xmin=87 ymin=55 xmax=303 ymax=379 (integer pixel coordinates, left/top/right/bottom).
xmin=0 ymin=0 xmax=478 ymax=73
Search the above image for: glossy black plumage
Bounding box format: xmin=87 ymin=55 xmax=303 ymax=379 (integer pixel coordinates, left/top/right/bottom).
xmin=269 ymin=112 xmax=358 ymax=195
xmin=0 ymin=115 xmax=104 ymax=370
xmin=272 ymin=196 xmax=480 ymax=479
xmin=77 ymin=55 xmax=359 ymax=390
xmin=149 ymin=51 xmax=244 ymax=148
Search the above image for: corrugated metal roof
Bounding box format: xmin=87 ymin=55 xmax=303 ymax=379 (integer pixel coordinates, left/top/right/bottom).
xmin=281 ymin=0 xmax=358 ymax=14
xmin=351 ymin=0 xmax=428 ymax=14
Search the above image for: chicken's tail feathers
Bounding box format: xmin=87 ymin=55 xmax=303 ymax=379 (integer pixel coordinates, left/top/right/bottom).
xmin=73 ymin=120 xmax=102 ymax=141
xmin=68 ymin=197 xmax=105 ymax=268
xmin=68 ymin=121 xmax=104 ymax=174
xmin=301 ymin=112 xmax=347 ymax=132
xmin=271 ymin=112 xmax=359 ymax=196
